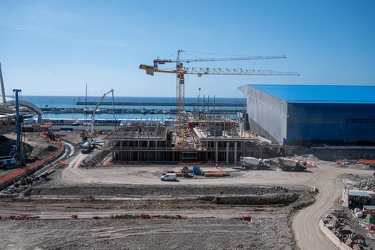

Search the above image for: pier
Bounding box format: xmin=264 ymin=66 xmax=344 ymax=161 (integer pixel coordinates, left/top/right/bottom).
xmin=41 ymin=107 xmax=245 ymax=115
xmin=75 ymin=101 xmax=245 ymax=107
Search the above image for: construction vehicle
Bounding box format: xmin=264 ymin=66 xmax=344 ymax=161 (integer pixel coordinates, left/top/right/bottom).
xmin=80 ymin=141 xmax=97 ymax=154
xmin=88 ymin=89 xmax=114 ymax=139
xmin=80 ymin=141 xmax=92 ymax=154
xmin=21 ymin=143 xmax=37 ymax=163
xmin=240 ymin=156 xmax=271 ymax=170
xmin=278 ymin=157 xmax=306 ymax=171
xmin=80 ymin=140 xmax=104 ymax=154
xmin=9 ymin=143 xmax=37 ymax=164
xmin=0 ymin=156 xmax=17 ymax=168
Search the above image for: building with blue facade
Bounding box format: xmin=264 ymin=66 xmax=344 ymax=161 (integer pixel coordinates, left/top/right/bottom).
xmin=238 ymin=84 xmax=375 ymax=145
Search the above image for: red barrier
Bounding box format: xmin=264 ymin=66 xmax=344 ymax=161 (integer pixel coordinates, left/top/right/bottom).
xmin=139 ymin=214 xmax=151 ymax=219
xmin=241 ymin=214 xmax=252 ymax=221
xmin=0 ymin=215 xmax=39 ymax=220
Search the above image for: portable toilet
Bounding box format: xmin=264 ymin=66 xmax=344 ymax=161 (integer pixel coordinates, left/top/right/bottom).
xmin=365 ymin=214 xmax=375 ymax=224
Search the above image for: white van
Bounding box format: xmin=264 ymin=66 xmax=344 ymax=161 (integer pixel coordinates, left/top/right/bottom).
xmin=160 ymin=173 xmax=177 ymax=181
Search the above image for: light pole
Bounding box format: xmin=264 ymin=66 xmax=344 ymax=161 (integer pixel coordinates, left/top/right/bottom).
xmin=13 ymin=89 xmax=22 ymax=162
xmin=198 ymin=88 xmax=201 ymax=118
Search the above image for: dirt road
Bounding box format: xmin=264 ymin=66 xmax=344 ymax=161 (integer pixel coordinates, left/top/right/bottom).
xmin=1 ymin=130 xmax=373 ymax=249
xmin=59 ymin=153 xmax=372 ymax=250
xmin=291 ymin=162 xmax=368 ymax=250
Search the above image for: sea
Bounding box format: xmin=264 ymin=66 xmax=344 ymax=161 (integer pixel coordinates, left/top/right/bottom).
xmin=13 ymin=95 xmax=246 ymax=121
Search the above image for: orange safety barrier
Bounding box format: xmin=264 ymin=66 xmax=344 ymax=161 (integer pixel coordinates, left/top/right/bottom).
xmin=204 ymin=171 xmax=230 ymax=177
xmin=358 ymin=159 xmax=375 ymax=165
xmin=58 ymin=161 xmax=68 ymax=166
xmin=104 ymin=162 xmax=124 ymax=166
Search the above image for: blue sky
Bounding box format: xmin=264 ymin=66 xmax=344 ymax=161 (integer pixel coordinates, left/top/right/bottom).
xmin=0 ymin=0 xmax=374 ymax=98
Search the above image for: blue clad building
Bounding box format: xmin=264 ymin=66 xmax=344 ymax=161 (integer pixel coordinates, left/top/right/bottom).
xmin=239 ymin=84 xmax=375 ymax=145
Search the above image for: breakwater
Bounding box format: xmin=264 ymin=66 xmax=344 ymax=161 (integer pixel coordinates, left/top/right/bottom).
xmin=76 ymin=101 xmax=245 ymax=107
xmin=41 ymin=107 xmax=243 ymax=115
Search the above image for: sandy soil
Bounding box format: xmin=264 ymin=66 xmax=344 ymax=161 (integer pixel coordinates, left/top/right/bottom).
xmin=1 ymin=131 xmax=374 ymax=250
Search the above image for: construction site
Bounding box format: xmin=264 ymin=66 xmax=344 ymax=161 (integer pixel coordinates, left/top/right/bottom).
xmin=1 ymin=53 xmax=375 ymax=250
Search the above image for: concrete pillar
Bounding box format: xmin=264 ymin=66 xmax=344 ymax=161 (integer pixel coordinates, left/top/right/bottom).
xmin=226 ymin=141 xmax=229 ymax=164
xmin=234 ymin=142 xmax=238 ymax=166
xmin=215 ymin=141 xmax=218 ymax=163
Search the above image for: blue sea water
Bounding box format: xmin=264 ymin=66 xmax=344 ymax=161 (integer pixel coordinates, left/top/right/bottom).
xmin=12 ymin=95 xmax=245 ymax=120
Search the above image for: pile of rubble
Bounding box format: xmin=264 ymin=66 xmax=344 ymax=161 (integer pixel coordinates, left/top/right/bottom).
xmin=343 ymin=174 xmax=375 ymax=190
xmin=323 ymin=209 xmax=369 ymax=249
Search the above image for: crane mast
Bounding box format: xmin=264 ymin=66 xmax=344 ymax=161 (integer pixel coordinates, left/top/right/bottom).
xmin=176 ymin=50 xmax=185 ymax=132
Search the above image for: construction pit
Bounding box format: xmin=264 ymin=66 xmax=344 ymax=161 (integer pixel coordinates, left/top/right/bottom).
xmin=1 ymin=130 xmax=375 ymax=250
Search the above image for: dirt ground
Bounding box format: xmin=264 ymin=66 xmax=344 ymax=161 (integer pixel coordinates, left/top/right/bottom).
xmin=1 ymin=130 xmax=375 ymax=250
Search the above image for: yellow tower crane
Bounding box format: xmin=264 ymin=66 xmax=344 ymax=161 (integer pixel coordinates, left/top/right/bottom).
xmin=140 ymin=50 xmax=299 ymax=135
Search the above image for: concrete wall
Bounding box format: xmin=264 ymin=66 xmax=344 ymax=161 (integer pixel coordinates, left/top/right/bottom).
xmin=239 ymin=85 xmax=288 ymax=144
xmin=319 ymin=220 xmax=353 ymax=250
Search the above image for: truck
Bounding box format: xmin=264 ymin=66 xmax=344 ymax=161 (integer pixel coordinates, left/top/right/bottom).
xmin=80 ymin=141 xmax=94 ymax=154
xmin=278 ymin=157 xmax=306 ymax=171
xmin=240 ymin=157 xmax=271 ymax=170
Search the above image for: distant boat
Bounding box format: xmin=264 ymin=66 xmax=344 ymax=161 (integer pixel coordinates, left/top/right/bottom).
xmin=72 ymin=118 xmax=82 ymax=126
xmin=83 ymin=108 xmax=101 ymax=114
xmin=72 ymin=121 xmax=82 ymax=126
xmin=83 ymin=108 xmax=93 ymax=114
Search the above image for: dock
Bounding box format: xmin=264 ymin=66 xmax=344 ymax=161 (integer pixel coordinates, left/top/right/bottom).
xmin=75 ymin=101 xmax=245 ymax=107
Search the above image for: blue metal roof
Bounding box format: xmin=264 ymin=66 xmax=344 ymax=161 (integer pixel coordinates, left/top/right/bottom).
xmin=348 ymin=190 xmax=371 ymax=197
xmin=249 ymin=84 xmax=375 ymax=104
